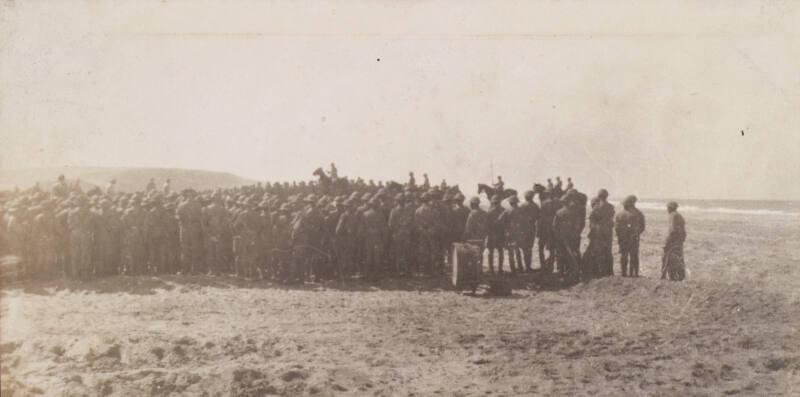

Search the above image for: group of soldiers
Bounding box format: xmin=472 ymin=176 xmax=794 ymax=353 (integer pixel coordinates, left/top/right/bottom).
xmin=1 ymin=165 xmax=686 ymax=283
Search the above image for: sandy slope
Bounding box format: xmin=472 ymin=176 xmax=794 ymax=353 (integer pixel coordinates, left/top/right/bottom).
xmin=1 ymin=209 xmax=799 ymax=396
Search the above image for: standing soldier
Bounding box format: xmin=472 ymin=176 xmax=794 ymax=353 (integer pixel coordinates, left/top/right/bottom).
xmin=273 ymin=203 xmax=294 ymax=282
xmin=661 ymin=201 xmax=686 ymax=281
xmin=537 ymin=190 xmax=560 ymax=274
xmin=160 ymin=200 xmax=179 ymax=274
xmin=67 ymin=196 xmax=95 ymax=279
xmin=146 ymin=178 xmax=157 ymax=193
xmin=202 ymin=196 xmax=230 ymax=275
xmin=144 ymin=197 xmax=169 ymax=274
xmin=361 ymin=198 xmax=388 ymax=279
xmin=463 ymin=197 xmax=488 ymax=267
xmin=554 ymin=177 xmax=563 ymax=198
xmin=232 ymin=198 xmax=262 ymax=279
xmin=486 ymin=195 xmax=507 ymax=274
xmin=94 ymin=200 xmax=121 ymax=276
xmin=54 ymin=201 xmax=72 ymax=277
xmin=105 ymin=179 xmax=117 ymax=196
xmin=176 ymin=190 xmax=205 ymax=274
xmin=552 ymin=192 xmax=582 ymax=280
xmin=162 ymin=178 xmax=172 ymax=195
xmin=407 ymin=172 xmax=416 ymax=188
xmin=589 ymin=189 xmax=615 ymax=277
xmin=121 ymin=197 xmax=146 ymax=275
xmin=334 ymin=199 xmax=359 ymax=278
xmin=291 ymin=195 xmax=321 ymax=282
xmin=389 ymin=193 xmax=415 ymax=276
xmin=615 ymin=195 xmax=645 ymax=277
xmin=502 ymin=195 xmax=529 ymax=273
xmin=519 ymin=190 xmax=540 ymax=272
xmin=31 ymin=202 xmax=56 ymax=279
xmin=414 ymin=193 xmax=439 ymax=275
xmin=447 ymin=193 xmax=469 ymax=264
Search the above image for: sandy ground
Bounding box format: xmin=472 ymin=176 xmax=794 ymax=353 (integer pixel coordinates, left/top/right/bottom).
xmin=2 ymin=209 xmax=799 ymax=396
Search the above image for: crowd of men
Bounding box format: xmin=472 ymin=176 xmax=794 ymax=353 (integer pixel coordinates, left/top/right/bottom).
xmin=0 ymin=164 xmax=687 ymax=284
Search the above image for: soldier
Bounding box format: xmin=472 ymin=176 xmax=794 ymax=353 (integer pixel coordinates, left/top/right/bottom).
xmin=202 ymin=196 xmax=230 ymax=275
xmin=52 ymin=175 xmax=69 ymax=199
xmin=105 ymin=179 xmax=117 ymax=196
xmin=388 ymin=193 xmax=415 ymax=276
xmin=615 ymin=195 xmax=645 ymax=277
xmin=501 ymin=195 xmax=526 ymax=273
xmin=94 ymin=199 xmax=121 ymax=276
xmin=661 ymin=201 xmax=686 ymax=281
xmin=566 ymin=177 xmax=574 ymax=191
xmin=54 ymin=201 xmax=72 ymax=277
xmin=232 ymin=198 xmax=262 ymax=279
xmin=486 ymin=195 xmax=506 ymax=273
xmin=493 ymin=176 xmax=505 ymax=194
xmin=552 ymin=191 xmax=582 ymax=280
xmin=291 ymin=195 xmax=322 ymax=282
xmin=414 ymin=193 xmax=439 ymax=275
xmin=554 ymin=177 xmax=563 ymax=197
xmin=463 ymin=196 xmax=488 ymax=268
xmin=144 ymin=197 xmax=170 ymax=274
xmin=422 ymin=173 xmax=430 ymax=189
xmin=407 ymin=172 xmax=416 ymax=188
xmin=273 ymin=203 xmax=294 ymax=282
xmin=176 ymin=190 xmax=205 ymax=274
xmin=163 ymin=200 xmax=180 ymax=274
xmin=329 ymin=163 xmax=338 ymax=179
xmin=519 ymin=190 xmax=540 ymax=272
xmin=546 ymin=178 xmax=554 ymax=192
xmin=258 ymin=199 xmax=274 ymax=279
xmin=334 ymin=199 xmax=358 ymax=278
xmin=588 ymin=189 xmax=615 ymax=277
xmin=31 ymin=202 xmax=57 ymax=279
xmin=537 ymin=190 xmax=560 ymax=274
xmin=121 ymin=197 xmax=146 ymax=275
xmin=67 ymin=196 xmax=95 ymax=279
xmin=361 ymin=198 xmax=388 ymax=279
xmin=162 ymin=178 xmax=172 ymax=195
xmin=146 ymin=178 xmax=157 ymax=193
xmin=446 ymin=193 xmax=469 ymax=265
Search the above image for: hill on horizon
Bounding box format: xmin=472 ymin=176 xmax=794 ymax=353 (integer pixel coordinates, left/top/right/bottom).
xmin=0 ymin=167 xmax=256 ymax=193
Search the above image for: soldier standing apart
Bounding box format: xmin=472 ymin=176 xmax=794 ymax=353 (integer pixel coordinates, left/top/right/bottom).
xmin=176 ymin=190 xmax=205 ymax=274
xmin=615 ymin=195 xmax=645 ymax=277
xmin=589 ymin=189 xmax=615 ymax=277
xmin=519 ymin=190 xmax=540 ymax=272
xmin=486 ymin=195 xmax=507 ymax=273
xmin=661 ymin=201 xmax=686 ymax=281
xmin=537 ymin=190 xmax=560 ymax=274
xmin=447 ymin=193 xmax=469 ymax=265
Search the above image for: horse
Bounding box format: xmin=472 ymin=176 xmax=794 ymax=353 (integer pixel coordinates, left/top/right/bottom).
xmin=313 ymin=167 xmax=349 ymax=195
xmin=477 ymin=184 xmax=517 ymax=200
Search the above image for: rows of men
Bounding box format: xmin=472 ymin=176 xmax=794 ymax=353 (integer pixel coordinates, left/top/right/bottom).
xmin=0 ymin=171 xmax=655 ymax=283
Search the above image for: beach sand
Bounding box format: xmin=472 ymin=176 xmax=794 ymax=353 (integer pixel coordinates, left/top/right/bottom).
xmin=2 ymin=209 xmax=799 ymax=396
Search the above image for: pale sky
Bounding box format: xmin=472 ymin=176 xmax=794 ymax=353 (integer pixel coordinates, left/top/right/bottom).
xmin=2 ymin=1 xmax=799 ymax=200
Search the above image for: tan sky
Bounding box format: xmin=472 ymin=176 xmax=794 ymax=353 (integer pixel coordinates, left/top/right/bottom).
xmin=2 ymin=1 xmax=799 ymax=200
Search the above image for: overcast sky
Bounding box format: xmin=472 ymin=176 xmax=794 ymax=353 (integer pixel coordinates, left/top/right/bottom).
xmin=2 ymin=1 xmax=799 ymax=200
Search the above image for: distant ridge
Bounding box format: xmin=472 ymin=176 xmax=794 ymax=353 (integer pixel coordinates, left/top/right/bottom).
xmin=0 ymin=167 xmax=256 ymax=193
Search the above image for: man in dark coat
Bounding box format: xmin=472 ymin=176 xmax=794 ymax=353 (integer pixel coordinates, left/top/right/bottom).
xmin=615 ymin=195 xmax=645 ymax=277
xmin=486 ymin=195 xmax=506 ymax=273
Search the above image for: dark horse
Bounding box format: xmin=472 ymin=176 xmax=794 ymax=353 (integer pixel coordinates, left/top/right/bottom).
xmin=313 ymin=167 xmax=348 ymax=195
xmin=477 ymin=184 xmax=517 ymax=200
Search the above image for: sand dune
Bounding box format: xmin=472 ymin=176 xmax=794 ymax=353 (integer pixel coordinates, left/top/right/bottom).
xmin=0 ymin=167 xmax=255 ymax=193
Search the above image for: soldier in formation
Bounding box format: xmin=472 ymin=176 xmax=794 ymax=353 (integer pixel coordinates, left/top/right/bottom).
xmin=3 ymin=172 xmax=664 ymax=284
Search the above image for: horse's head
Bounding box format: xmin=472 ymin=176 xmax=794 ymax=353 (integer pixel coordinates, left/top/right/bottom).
xmin=532 ymin=183 xmax=546 ymax=194
xmin=312 ymin=167 xmax=324 ymax=177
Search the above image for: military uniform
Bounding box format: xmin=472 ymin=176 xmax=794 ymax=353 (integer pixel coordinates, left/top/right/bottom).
xmin=176 ymin=195 xmax=205 ymax=274
xmin=615 ymin=196 xmax=645 ymax=277
xmin=388 ymin=198 xmax=415 ymax=275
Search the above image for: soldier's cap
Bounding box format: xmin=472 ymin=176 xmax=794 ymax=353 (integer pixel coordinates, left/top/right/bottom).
xmin=508 ymin=195 xmax=519 ymax=204
xmin=597 ymin=189 xmax=609 ymax=200
xmin=623 ymin=195 xmax=637 ymax=206
xmin=667 ymin=201 xmax=679 ymax=210
xmin=469 ymin=197 xmax=481 ymax=206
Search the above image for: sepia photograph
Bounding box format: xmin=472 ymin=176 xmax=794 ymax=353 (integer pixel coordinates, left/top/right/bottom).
xmin=1 ymin=1 xmax=799 ymax=396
